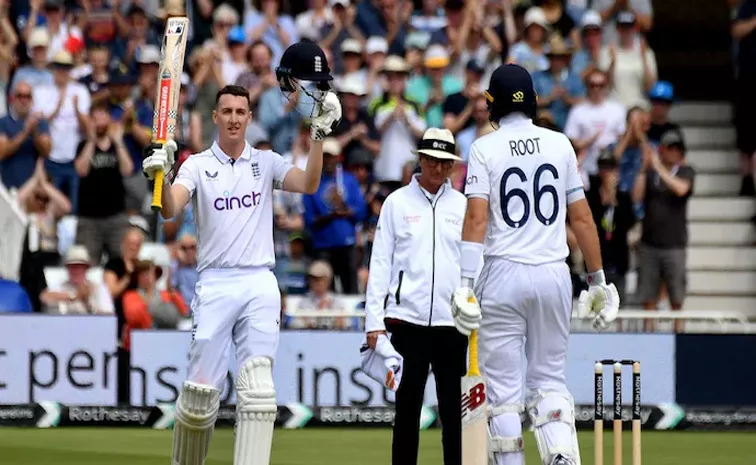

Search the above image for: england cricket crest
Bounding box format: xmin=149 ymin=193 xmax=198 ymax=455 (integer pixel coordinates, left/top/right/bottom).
xmin=251 ymin=162 xmax=261 ymax=179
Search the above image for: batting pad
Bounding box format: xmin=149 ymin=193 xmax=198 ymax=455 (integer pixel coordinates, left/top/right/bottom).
xmin=172 ymin=381 xmax=221 ymax=465
xmin=488 ymin=404 xmax=525 ymax=465
xmin=527 ymin=391 xmax=581 ymax=465
xmin=234 ymin=357 xmax=277 ymax=465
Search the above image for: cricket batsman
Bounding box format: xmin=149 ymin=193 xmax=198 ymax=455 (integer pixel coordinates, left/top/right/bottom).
xmin=449 ymin=64 xmax=620 ymax=465
xmin=141 ymin=41 xmax=341 ymax=465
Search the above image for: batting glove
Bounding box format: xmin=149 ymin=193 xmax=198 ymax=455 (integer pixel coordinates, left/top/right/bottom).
xmin=142 ymin=140 xmax=177 ymax=181
xmin=451 ymin=287 xmax=482 ymax=336
xmin=577 ymin=270 xmax=620 ymax=330
xmin=311 ymin=91 xmax=342 ymax=141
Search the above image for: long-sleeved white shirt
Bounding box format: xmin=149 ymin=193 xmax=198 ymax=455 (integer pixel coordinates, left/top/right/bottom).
xmin=365 ymin=175 xmax=467 ymax=332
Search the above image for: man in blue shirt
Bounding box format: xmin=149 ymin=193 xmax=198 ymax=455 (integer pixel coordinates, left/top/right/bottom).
xmin=303 ymin=138 xmax=367 ymax=294
xmin=0 ymin=82 xmax=52 ymax=188
xmin=533 ymin=35 xmax=585 ymax=130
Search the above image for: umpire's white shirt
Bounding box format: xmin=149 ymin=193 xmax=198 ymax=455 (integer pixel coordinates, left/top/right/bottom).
xmin=174 ymin=140 xmax=293 ymax=272
xmin=365 ymin=175 xmax=467 ymax=332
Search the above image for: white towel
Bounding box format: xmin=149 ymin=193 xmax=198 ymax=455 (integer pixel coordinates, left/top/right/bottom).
xmin=360 ymin=334 xmax=404 ymax=392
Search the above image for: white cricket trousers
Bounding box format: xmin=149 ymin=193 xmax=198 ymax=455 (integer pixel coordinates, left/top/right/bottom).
xmin=187 ymin=267 xmax=281 ymax=392
xmin=476 ymin=258 xmax=573 ymax=406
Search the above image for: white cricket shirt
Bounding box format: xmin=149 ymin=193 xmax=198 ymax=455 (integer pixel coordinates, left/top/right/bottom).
xmin=173 ymin=141 xmax=293 ymax=272
xmin=465 ymin=114 xmax=585 ymax=265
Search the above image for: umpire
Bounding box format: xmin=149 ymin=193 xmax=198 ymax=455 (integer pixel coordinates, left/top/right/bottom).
xmin=365 ymin=128 xmax=469 ymax=465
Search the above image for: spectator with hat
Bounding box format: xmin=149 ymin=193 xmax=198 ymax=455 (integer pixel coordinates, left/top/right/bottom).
xmin=291 ymin=259 xmax=350 ymax=329
xmin=0 ymin=81 xmax=51 ymax=189
xmin=646 ymin=80 xmax=682 ymax=145
xmin=33 ymin=49 xmax=91 ymax=213
xmin=22 ymin=0 xmax=82 ymax=61
xmin=534 ymin=34 xmax=586 ymax=130
xmin=599 ymin=10 xmax=657 ymax=108
xmin=338 ymin=38 xmax=367 ymax=82
xmin=370 ymin=55 xmax=426 ymax=190
xmin=632 ymin=129 xmax=695 ymax=332
xmin=407 ymin=44 xmax=463 ymax=128
xmin=364 ymin=36 xmax=389 ymax=100
xmin=508 ymin=6 xmax=550 ymax=74
xmin=10 ymin=27 xmax=53 ymax=91
xmin=122 ymin=258 xmax=188 ymax=349
xmin=279 ymin=232 xmax=310 ymax=296
xmin=222 ymin=25 xmax=249 ymax=85
xmin=595 ymin=0 xmax=653 ymax=45
xmin=571 ymin=9 xmax=604 ymax=79
xmin=39 ymin=245 xmax=114 ymax=315
xmin=332 ymin=73 xmax=380 ymax=165
xmin=302 ymin=138 xmax=367 ymax=294
xmin=403 ymin=30 xmax=431 ymax=77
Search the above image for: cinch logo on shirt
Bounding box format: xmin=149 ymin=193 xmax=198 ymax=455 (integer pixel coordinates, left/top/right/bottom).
xmin=214 ymin=191 xmax=262 ymax=211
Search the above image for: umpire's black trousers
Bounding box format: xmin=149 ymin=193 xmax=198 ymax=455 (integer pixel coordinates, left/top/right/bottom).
xmin=386 ymin=319 xmax=468 ymax=465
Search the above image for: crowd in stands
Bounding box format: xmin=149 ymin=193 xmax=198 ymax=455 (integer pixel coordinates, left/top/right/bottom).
xmin=0 ymin=0 xmax=754 ymax=335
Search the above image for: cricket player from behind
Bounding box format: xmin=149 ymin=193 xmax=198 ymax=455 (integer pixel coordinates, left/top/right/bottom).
xmin=449 ymin=64 xmax=620 ymax=465
xmin=141 ymin=41 xmax=342 ymax=465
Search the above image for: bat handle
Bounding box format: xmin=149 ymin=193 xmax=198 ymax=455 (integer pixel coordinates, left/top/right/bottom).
xmin=151 ymin=170 xmax=165 ymax=211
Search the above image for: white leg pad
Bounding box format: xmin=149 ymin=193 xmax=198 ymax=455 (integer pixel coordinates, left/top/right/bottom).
xmin=233 ymin=357 xmax=277 ymax=465
xmin=172 ymin=381 xmax=221 ymax=465
xmin=526 ymin=391 xmax=581 ymax=465
xmin=487 ymin=404 xmax=525 ymax=465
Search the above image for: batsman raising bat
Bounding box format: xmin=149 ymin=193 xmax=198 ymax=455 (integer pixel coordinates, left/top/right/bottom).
xmin=141 ymin=40 xmax=341 ymax=465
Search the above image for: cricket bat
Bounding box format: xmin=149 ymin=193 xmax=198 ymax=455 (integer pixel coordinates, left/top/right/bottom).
xmin=150 ymin=16 xmax=190 ymax=211
xmin=462 ymin=328 xmax=488 ymax=465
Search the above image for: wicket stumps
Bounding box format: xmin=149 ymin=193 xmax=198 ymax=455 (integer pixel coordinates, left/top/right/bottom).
xmin=593 ymin=360 xmax=641 ymax=465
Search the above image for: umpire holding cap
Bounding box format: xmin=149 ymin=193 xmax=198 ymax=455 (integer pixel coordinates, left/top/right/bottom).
xmin=365 ymin=128 xmax=468 ymax=465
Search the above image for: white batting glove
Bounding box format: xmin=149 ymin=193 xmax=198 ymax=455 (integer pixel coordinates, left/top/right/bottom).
xmin=451 ymin=287 xmax=482 ymax=336
xmin=577 ymin=270 xmax=620 ymax=330
xmin=142 ymin=140 xmax=177 ymax=181
xmin=311 ymin=91 xmax=342 ymax=141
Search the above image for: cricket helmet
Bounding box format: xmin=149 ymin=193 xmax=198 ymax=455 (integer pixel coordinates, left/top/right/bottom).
xmin=485 ymin=63 xmax=538 ymax=122
xmin=276 ymin=40 xmax=334 ymax=117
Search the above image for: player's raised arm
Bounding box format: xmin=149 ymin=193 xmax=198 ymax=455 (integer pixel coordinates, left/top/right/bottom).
xmin=564 ymin=142 xmax=620 ymax=329
xmin=142 ymin=140 xmax=191 ymax=219
xmin=276 ymin=41 xmax=343 ymax=195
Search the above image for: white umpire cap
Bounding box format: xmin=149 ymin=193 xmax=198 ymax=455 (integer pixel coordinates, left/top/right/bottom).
xmin=412 ymin=128 xmax=461 ymax=161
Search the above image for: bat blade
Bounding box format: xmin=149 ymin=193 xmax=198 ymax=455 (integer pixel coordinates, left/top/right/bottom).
xmin=150 ymin=16 xmax=189 ymax=212
xmin=462 ymin=329 xmax=488 ymax=465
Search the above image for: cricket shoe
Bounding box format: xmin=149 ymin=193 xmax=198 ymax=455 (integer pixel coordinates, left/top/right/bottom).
xmin=549 ymin=454 xmax=576 ymax=465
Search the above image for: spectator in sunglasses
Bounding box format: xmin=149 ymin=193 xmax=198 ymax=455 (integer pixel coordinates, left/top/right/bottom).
xmin=169 ymin=232 xmax=200 ymax=311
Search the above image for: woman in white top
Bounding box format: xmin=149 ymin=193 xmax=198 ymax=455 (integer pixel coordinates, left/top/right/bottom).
xmin=598 ymin=10 xmax=657 ymax=108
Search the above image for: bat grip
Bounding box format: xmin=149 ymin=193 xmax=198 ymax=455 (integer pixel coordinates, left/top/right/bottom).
xmin=468 ymin=329 xmax=480 ymax=376
xmin=151 ymin=170 xmax=165 ymax=211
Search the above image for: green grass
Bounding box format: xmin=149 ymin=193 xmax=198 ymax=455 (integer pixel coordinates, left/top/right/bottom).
xmin=0 ymin=428 xmax=754 ymax=464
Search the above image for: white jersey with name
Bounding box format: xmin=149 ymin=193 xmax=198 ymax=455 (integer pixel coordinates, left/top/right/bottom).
xmin=174 ymin=141 xmax=293 ymax=272
xmin=465 ymin=115 xmax=585 ymax=265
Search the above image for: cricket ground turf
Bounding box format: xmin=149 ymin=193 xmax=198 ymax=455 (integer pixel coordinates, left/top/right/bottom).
xmin=2 ymin=428 xmax=755 ymax=464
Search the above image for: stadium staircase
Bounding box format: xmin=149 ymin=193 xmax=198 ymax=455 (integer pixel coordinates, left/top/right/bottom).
xmin=670 ymin=102 xmax=756 ymax=317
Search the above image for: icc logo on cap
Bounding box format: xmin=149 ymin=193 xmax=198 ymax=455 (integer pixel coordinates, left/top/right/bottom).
xmin=432 ymin=141 xmax=447 ymax=150
xmin=512 ymin=91 xmax=524 ymax=103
